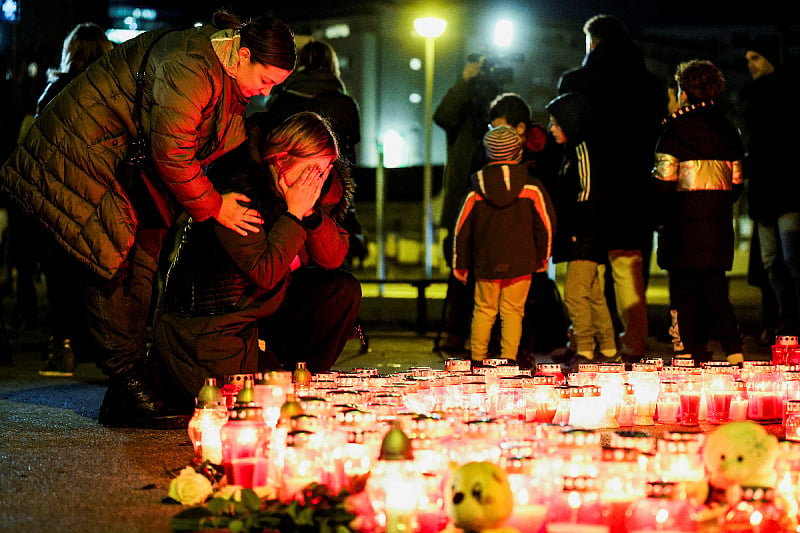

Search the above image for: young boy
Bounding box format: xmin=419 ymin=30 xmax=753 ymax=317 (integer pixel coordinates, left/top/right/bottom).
xmin=452 ymin=125 xmax=554 ymax=364
xmin=545 ymin=92 xmax=618 ymax=364
xmin=653 ymin=59 xmax=744 ymax=364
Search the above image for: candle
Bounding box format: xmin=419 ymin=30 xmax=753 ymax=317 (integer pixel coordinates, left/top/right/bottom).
xmin=546 ymin=524 xmax=610 ymax=533
xmin=416 ymin=504 xmax=447 ymax=533
xmin=707 ymin=391 xmax=733 ymax=424
xmin=228 ymin=457 xmax=270 ymax=488
xmin=617 ymin=403 xmax=635 ymax=426
xmin=729 ymin=398 xmax=748 ymax=421
xmin=656 ymin=400 xmax=680 ymax=424
xmin=679 ymin=392 xmax=701 ymax=426
xmin=506 ymin=503 xmax=548 ymax=533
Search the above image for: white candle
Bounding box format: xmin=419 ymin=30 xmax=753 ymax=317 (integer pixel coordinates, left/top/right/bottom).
xmin=546 ymin=523 xmax=610 ymax=533
xmin=506 ymin=503 xmax=548 ymax=533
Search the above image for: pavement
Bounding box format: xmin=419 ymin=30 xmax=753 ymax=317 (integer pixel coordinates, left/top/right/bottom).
xmin=0 ymin=273 xmax=775 ymax=533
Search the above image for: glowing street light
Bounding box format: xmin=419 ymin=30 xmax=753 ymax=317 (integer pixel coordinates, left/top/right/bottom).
xmin=413 ymin=16 xmax=446 ymax=278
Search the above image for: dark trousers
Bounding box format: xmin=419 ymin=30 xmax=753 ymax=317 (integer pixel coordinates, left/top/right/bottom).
xmin=84 ymin=228 xmax=166 ymax=378
xmin=668 ymin=267 xmax=742 ymax=359
xmin=258 ymin=267 xmax=361 ymax=374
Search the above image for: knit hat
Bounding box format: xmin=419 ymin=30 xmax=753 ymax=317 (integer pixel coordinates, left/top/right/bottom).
xmin=746 ymin=36 xmax=781 ymax=68
xmin=483 ymin=125 xmax=522 ymax=162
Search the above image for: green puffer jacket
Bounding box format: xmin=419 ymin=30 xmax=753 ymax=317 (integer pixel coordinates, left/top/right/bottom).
xmin=0 ymin=25 xmax=248 ymax=279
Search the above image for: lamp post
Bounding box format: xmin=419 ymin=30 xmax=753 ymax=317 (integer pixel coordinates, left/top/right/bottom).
xmin=413 ymin=16 xmax=446 ymax=279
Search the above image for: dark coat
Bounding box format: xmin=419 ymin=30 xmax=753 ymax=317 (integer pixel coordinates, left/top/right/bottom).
xmin=546 ymin=92 xmax=607 ymax=264
xmin=558 ymin=39 xmax=666 ymax=252
xmin=0 ymin=26 xmax=247 ymax=279
xmin=434 ymin=77 xmax=498 ymax=231
xmin=739 ymin=68 xmax=800 ymax=223
xmin=453 ymin=162 xmax=554 ymax=279
xmin=255 ymin=68 xmax=361 ymax=165
xmin=653 ymin=102 xmax=744 ymax=271
xmin=155 ymin=158 xmax=352 ymax=400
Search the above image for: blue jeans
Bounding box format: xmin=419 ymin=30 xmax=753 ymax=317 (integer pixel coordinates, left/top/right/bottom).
xmin=758 ymin=212 xmax=800 ymax=334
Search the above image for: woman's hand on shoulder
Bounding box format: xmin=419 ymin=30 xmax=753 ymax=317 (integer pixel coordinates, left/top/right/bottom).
xmin=281 ymin=163 xmax=332 ymax=219
xmin=216 ymin=193 xmax=263 ymax=236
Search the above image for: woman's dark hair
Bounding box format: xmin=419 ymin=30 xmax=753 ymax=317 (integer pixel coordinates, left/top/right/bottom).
xmin=489 ymin=93 xmax=531 ymax=128
xmin=60 ymin=22 xmax=114 ymax=74
xmin=212 ymin=11 xmax=296 ymax=71
xmin=297 ymin=41 xmax=340 ymax=77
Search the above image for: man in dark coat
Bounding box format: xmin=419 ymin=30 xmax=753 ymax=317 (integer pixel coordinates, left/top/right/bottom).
xmin=740 ymin=37 xmax=800 ymax=337
xmin=557 ymin=14 xmax=666 ymax=362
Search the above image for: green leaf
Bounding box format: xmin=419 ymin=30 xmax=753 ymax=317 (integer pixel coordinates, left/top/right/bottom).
xmin=206 ymin=496 xmax=231 ymax=515
xmin=335 ymin=525 xmax=353 ymax=533
xmin=240 ymin=488 xmax=262 ymax=512
xmin=228 ymin=518 xmax=244 ymax=533
xmin=295 ymin=505 xmax=315 ymax=526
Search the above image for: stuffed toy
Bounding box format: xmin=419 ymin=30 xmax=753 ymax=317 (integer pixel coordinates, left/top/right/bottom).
xmin=444 ymin=461 xmax=520 ymax=533
xmin=702 ymin=421 xmax=779 ymax=506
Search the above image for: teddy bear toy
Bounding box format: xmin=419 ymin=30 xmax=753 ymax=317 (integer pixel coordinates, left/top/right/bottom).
xmin=444 ymin=461 xmax=521 ymax=533
xmin=702 ymin=420 xmax=779 ymax=507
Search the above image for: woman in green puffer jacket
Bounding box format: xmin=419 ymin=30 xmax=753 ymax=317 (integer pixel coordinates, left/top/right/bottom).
xmin=0 ymin=11 xmax=296 ymax=429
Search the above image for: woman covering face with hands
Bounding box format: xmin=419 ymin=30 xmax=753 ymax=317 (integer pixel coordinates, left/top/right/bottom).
xmin=152 ymin=112 xmax=362 ymax=405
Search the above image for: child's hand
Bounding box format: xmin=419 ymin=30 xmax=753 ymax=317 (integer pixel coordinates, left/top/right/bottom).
xmin=454 ymin=269 xmax=468 ymax=284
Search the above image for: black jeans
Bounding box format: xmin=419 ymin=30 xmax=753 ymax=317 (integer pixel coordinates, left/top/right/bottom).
xmin=84 ymin=228 xmax=166 ymax=378
xmin=258 ymin=267 xmax=361 ymax=374
xmin=668 ymin=267 xmax=743 ymax=358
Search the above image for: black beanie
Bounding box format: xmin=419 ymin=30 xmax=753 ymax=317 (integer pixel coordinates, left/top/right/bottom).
xmin=746 ymin=36 xmax=781 ymax=68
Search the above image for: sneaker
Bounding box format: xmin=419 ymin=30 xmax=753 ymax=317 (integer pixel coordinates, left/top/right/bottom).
xmin=39 ymin=338 xmax=75 ymax=377
xmin=727 ymin=353 xmax=744 ymax=365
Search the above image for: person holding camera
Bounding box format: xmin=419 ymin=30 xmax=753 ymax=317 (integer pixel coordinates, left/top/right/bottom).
xmin=433 ymin=55 xmax=504 ymax=354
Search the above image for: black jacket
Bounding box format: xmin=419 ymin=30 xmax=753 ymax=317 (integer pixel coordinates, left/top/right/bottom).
xmin=546 ymin=92 xmax=607 ymax=264
xmin=739 ymin=68 xmax=800 ymax=223
xmin=558 ymin=39 xmax=666 ymax=251
xmin=653 ymin=102 xmax=744 ymax=271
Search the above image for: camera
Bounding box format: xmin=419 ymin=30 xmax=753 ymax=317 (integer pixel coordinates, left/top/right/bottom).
xmin=467 ymin=53 xmax=514 ymax=87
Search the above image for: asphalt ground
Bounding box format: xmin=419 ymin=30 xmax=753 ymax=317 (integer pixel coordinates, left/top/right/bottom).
xmin=0 ymin=274 xmax=775 ymax=533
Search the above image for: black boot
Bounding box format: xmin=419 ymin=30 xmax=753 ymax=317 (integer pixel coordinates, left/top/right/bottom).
xmin=98 ymin=370 xmax=191 ymax=429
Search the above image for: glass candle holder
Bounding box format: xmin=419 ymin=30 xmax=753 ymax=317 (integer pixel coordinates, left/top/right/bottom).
xmin=704 ymin=366 xmax=735 ymax=424
xmin=625 ymin=481 xmax=700 ymax=533
xmin=629 ymin=363 xmax=660 ymax=426
xmin=552 ymin=385 xmax=573 ymax=426
xmin=719 ymin=487 xmax=798 ymax=533
xmin=536 ymin=363 xmax=567 ymax=386
xmin=220 ymin=403 xmax=271 ymax=490
xmin=656 ymin=381 xmax=681 ymax=424
xmin=569 ymin=385 xmax=605 ymax=430
xmin=617 ymin=383 xmax=636 ymax=427
xmin=678 ymin=378 xmax=702 ymax=426
xmin=785 ymin=400 xmax=800 ymax=442
xmin=773 ymin=335 xmax=799 ymax=365
xmin=654 ymin=432 xmax=706 ymax=502
xmin=545 ymin=475 xmax=607 ymax=533
xmin=747 ymin=367 xmax=782 ymax=423
xmin=254 ymin=370 xmax=293 ymax=428
xmin=503 ymin=456 xmax=551 ymax=533
xmin=729 ymin=380 xmax=749 ymax=422
xmin=599 ymin=446 xmax=646 ymax=533
xmin=596 ymin=364 xmax=626 ymax=429
xmin=527 ymin=375 xmax=558 ymax=424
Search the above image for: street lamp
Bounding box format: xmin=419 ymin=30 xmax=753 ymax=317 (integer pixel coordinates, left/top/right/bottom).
xmin=413 ymin=16 xmax=446 ymax=279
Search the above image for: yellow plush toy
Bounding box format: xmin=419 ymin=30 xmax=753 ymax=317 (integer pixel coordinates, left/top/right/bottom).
xmin=444 ymin=461 xmax=521 ymax=533
xmin=702 ymin=421 xmax=779 ymax=506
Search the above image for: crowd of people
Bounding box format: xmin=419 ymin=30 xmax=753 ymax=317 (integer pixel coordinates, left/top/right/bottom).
xmin=0 ymin=11 xmax=797 ymax=429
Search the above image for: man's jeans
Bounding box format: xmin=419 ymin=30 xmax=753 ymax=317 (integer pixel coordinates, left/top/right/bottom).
xmin=608 ymin=249 xmax=648 ymax=356
xmin=758 ymin=212 xmax=800 ymax=334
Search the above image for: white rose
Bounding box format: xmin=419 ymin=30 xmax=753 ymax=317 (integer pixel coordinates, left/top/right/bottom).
xmin=168 ymin=467 xmax=213 ymax=505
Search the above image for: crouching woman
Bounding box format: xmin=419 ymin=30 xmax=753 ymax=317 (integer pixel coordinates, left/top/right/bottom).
xmin=152 ymin=112 xmax=361 ymax=404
